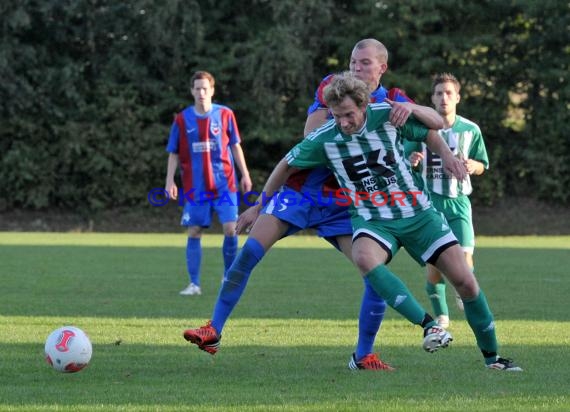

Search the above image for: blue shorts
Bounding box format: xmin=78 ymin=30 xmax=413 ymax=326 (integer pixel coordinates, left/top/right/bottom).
xmin=261 ymin=188 xmax=352 ymax=249
xmin=180 ymin=192 xmax=238 ymax=228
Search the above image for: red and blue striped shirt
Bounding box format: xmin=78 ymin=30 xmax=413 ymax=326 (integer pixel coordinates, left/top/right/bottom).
xmin=167 ymin=104 xmax=241 ymax=199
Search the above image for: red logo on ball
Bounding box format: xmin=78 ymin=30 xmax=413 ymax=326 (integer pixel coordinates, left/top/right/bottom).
xmin=55 ymin=330 xmax=76 ymax=352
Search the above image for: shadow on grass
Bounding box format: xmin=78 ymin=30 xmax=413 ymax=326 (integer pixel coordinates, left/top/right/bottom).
xmin=1 ymin=245 xmax=569 ymax=322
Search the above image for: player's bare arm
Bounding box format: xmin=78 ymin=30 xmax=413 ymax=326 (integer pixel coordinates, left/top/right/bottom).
xmin=230 ymin=143 xmax=253 ymax=192
xmin=303 ymin=109 xmax=329 ymax=136
xmin=165 ymin=153 xmax=180 ymax=199
xmin=407 ymin=104 xmax=443 ymax=129
xmin=239 ymin=106 xmax=330 ymax=235
xmin=385 ymin=99 xmax=443 ymax=129
xmin=236 ymin=159 xmax=299 ymax=234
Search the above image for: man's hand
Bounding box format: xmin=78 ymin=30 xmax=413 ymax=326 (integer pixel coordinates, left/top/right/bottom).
xmin=464 ymin=158 xmax=483 ymax=175
xmin=165 ymin=181 xmax=178 ymax=200
xmin=408 ymin=151 xmax=424 ymax=168
xmin=384 ymin=99 xmax=412 ymax=127
xmin=236 ymin=204 xmax=261 ymax=234
xmin=441 ymin=154 xmax=468 ymax=181
xmin=240 ymin=175 xmax=253 ymax=193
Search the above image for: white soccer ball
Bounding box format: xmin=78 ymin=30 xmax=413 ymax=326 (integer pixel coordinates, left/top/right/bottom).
xmin=44 ymin=326 xmax=92 ymax=373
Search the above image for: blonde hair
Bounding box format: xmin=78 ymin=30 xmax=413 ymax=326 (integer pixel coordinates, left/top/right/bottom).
xmin=353 ymin=38 xmax=388 ymax=64
xmin=323 ymin=71 xmax=370 ymax=109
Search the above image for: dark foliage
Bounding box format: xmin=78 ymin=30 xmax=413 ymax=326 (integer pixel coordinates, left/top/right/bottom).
xmin=0 ymin=0 xmax=568 ymax=214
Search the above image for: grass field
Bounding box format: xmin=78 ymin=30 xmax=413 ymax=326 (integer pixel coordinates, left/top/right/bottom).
xmin=1 ymin=233 xmax=569 ymax=411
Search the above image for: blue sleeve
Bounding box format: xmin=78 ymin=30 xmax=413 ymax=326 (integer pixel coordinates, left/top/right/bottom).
xmin=166 ymin=121 xmax=180 ymax=153
xmin=307 ymin=74 xmax=334 ymax=115
xmin=227 ymin=110 xmax=241 ymax=146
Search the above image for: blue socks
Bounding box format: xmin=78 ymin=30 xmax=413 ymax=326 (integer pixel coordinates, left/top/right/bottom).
xmin=211 ymin=238 xmax=266 ymax=334
xmin=186 ymin=237 xmax=201 ymax=286
xmin=355 ymin=278 xmax=386 ymax=360
xmin=222 ymin=235 xmax=238 ymax=274
xmin=186 ymin=236 xmax=237 ymax=286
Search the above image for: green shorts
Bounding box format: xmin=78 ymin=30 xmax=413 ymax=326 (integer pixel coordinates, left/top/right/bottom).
xmin=351 ymin=207 xmax=458 ymax=266
xmin=430 ymin=193 xmax=474 ymax=253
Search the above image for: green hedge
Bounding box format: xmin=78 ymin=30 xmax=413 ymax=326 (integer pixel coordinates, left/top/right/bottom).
xmin=1 ymin=0 xmax=568 ymax=213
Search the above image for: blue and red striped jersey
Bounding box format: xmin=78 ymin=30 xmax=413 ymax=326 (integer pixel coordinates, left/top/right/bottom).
xmin=166 ymin=104 xmax=241 ymax=198
xmin=306 ymin=74 xmax=412 ymax=115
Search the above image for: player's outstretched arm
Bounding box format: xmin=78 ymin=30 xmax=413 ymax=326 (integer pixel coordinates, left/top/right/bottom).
xmin=235 ymin=159 xmax=299 ymax=234
xmin=407 ymin=104 xmax=443 ymax=130
xmin=385 ymin=99 xmax=443 ymax=129
xmin=236 ymin=206 xmax=261 ymax=234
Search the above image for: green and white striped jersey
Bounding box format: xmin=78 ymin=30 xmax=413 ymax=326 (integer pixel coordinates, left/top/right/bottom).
xmin=286 ymin=102 xmax=432 ymax=220
xmin=404 ymin=115 xmax=489 ymax=197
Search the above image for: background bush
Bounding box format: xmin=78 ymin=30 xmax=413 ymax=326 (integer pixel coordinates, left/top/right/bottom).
xmin=1 ymin=0 xmax=568 ymax=213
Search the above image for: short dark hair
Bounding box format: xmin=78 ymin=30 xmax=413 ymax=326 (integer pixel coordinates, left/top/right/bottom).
xmin=432 ymin=73 xmax=460 ymax=94
xmin=323 ymin=71 xmax=369 ymax=109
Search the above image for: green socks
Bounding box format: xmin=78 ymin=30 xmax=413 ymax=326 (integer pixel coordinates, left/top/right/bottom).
xmin=463 ymin=290 xmax=499 ymax=363
xmin=426 ymin=280 xmax=449 ymax=317
xmin=367 ymin=264 xmax=500 ymax=364
xmin=365 ymin=264 xmax=428 ymax=326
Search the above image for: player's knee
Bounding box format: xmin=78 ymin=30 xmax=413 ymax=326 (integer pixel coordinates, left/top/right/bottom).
xmin=454 ymin=273 xmax=479 ymax=298
xmin=352 ymin=250 xmax=377 ymax=274
xmin=222 ymin=223 xmax=237 ymax=236
xmin=187 ymin=226 xmax=202 ymax=237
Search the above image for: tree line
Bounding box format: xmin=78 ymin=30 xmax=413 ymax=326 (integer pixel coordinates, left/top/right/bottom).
xmin=0 ymin=0 xmax=568 ymax=214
